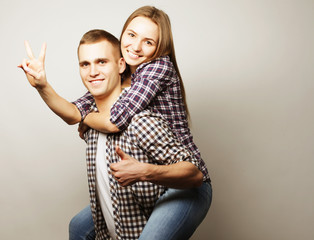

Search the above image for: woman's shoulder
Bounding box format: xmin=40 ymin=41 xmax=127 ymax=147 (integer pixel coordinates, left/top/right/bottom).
xmin=136 ymin=56 xmax=174 ymax=73
xmin=135 ymin=56 xmax=175 ymax=79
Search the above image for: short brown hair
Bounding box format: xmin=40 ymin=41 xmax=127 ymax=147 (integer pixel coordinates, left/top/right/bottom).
xmin=78 ymin=29 xmax=121 ymax=57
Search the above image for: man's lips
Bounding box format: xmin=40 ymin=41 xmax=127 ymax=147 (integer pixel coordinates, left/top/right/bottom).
xmin=89 ymin=79 xmax=104 ymax=83
xmin=89 ymin=79 xmax=104 ymax=86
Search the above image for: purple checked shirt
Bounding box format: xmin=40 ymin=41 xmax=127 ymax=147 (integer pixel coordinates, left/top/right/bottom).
xmin=73 ymin=56 xmax=210 ymax=182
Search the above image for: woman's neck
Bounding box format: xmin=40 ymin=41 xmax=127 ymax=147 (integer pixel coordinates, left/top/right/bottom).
xmin=130 ymin=65 xmax=137 ymax=74
xmin=122 ymin=76 xmax=132 ymax=88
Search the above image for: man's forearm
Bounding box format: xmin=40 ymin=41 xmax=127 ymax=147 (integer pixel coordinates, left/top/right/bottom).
xmin=37 ymin=83 xmax=81 ymax=125
xmin=142 ymin=161 xmax=203 ymax=189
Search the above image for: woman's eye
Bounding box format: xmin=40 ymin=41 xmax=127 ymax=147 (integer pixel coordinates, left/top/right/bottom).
xmin=146 ymin=41 xmax=153 ymax=45
xmin=128 ymin=33 xmax=135 ymax=37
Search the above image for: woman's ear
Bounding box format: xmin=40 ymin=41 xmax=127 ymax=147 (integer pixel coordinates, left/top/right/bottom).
xmin=118 ymin=57 xmax=126 ymax=74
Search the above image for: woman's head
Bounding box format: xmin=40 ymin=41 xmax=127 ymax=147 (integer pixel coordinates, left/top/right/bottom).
xmin=120 ymin=6 xmax=175 ymax=70
xmin=121 ymin=6 xmax=189 ymax=117
xmin=120 ymin=16 xmax=159 ymax=73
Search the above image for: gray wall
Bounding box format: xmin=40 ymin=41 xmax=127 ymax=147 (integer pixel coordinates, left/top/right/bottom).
xmin=1 ymin=0 xmax=313 ymax=239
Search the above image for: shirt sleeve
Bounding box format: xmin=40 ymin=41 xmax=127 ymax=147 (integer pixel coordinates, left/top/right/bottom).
xmin=71 ymin=91 xmax=95 ymax=120
xmin=110 ymin=57 xmax=174 ymax=131
xmin=128 ymin=111 xmax=199 ymax=168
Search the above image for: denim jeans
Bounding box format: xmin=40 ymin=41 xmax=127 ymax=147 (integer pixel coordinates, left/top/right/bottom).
xmin=69 ymin=205 xmax=96 ymax=240
xmin=69 ymin=181 xmax=212 ymax=240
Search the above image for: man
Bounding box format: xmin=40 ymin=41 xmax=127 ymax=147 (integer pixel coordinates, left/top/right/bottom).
xmin=19 ymin=29 xmax=203 ymax=239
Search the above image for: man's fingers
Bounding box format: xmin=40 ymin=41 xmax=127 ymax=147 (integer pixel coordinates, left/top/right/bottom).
xmin=110 ymin=163 xmax=117 ymax=172
xmin=39 ymin=42 xmax=47 ymax=62
xmin=115 ymin=146 xmax=129 ymax=160
xmin=24 ymin=40 xmax=35 ymax=59
xmin=21 ymin=58 xmax=31 ymax=73
xmin=22 ymin=59 xmax=40 ymax=79
xmin=79 ymin=131 xmax=84 ymax=140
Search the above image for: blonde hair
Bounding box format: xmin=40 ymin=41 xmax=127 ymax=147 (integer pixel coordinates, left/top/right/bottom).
xmin=120 ymin=6 xmax=189 ymax=117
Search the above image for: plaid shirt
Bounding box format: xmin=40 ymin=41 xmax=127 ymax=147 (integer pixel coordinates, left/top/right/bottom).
xmin=75 ymin=91 xmax=200 ymax=239
xmin=73 ymin=56 xmax=210 ymax=182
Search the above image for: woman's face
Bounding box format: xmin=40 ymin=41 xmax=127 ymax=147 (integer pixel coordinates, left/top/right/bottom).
xmin=121 ymin=16 xmax=159 ymax=73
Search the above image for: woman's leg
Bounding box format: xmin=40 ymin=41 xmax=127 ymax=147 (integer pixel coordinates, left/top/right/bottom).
xmin=139 ymin=181 xmax=212 ymax=240
xmin=69 ymin=205 xmax=96 ymax=240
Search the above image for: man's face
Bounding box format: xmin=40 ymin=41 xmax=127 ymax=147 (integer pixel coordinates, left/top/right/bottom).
xmin=78 ymin=41 xmax=125 ymax=100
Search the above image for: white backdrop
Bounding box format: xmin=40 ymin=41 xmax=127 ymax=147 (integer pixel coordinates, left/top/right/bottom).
xmin=1 ymin=0 xmax=314 ymax=239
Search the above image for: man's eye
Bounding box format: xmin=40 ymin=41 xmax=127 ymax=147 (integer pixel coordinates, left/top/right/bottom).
xmin=80 ymin=63 xmax=89 ymax=68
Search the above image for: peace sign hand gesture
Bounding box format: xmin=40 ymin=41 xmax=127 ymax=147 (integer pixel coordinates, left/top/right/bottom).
xmin=18 ymin=41 xmax=47 ymax=89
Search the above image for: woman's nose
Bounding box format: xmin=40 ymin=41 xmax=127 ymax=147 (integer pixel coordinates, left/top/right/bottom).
xmin=132 ymin=39 xmax=142 ymax=52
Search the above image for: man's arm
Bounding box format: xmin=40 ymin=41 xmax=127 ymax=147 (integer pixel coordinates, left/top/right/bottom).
xmin=36 ymin=83 xmax=81 ymax=125
xmin=19 ymin=41 xmax=81 ymax=125
xmin=111 ymin=147 xmax=203 ymax=188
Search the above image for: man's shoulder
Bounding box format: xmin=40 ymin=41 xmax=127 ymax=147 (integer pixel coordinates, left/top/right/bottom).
xmin=131 ymin=110 xmax=163 ymax=123
xmin=127 ymin=110 xmax=167 ymax=134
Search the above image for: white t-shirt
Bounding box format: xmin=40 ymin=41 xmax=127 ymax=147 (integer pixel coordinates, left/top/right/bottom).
xmin=96 ymin=133 xmax=116 ymax=240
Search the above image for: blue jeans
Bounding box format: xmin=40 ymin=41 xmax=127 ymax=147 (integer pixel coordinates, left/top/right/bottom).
xmin=69 ymin=181 xmax=212 ymax=240
xmin=69 ymin=205 xmax=96 ymax=240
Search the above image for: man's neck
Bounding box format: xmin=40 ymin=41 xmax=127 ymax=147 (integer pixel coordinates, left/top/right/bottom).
xmin=94 ymin=86 xmax=122 ymax=113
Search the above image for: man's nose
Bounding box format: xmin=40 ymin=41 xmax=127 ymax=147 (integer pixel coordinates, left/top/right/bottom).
xmin=90 ymin=64 xmax=99 ymax=77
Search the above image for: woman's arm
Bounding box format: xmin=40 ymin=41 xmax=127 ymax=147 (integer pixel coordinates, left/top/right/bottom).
xmin=83 ymin=110 xmax=120 ymax=133
xmin=110 ymin=57 xmax=173 ymax=130
xmin=73 ymin=58 xmax=173 ymax=133
xmin=110 ymin=111 xmax=203 ymax=189
xmin=110 ymin=147 xmax=203 ymax=188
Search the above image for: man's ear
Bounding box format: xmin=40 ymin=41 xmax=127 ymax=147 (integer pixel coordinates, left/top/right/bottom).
xmin=118 ymin=57 xmax=126 ymax=74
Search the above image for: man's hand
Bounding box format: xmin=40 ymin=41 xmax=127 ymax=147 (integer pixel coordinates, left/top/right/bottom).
xmin=18 ymin=41 xmax=47 ymax=89
xmin=78 ymin=121 xmax=90 ymax=140
xmin=110 ymin=146 xmax=145 ymax=187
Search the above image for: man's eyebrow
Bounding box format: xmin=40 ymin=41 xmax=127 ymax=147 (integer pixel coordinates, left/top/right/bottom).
xmin=79 ymin=60 xmax=89 ymax=65
xmin=95 ymin=58 xmax=109 ymax=62
xmin=79 ymin=58 xmax=109 ymax=65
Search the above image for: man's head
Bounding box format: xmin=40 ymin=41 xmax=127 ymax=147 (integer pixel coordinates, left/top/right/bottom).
xmin=78 ymin=29 xmax=121 ymax=56
xmin=78 ymin=29 xmax=125 ymax=101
